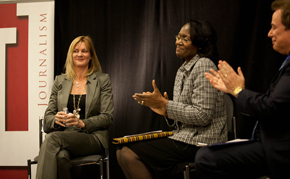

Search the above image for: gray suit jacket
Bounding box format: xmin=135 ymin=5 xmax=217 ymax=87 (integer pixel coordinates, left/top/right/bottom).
xmin=167 ymin=55 xmax=227 ymax=145
xmin=43 ymin=71 xmax=114 ymax=149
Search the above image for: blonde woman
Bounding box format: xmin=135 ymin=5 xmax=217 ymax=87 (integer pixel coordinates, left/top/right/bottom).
xmin=36 ymin=36 xmax=114 ymax=179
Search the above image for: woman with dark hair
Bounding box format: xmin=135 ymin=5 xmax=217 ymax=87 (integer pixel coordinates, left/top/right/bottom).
xmin=188 ymin=20 xmax=219 ymax=63
xmin=36 ymin=36 xmax=114 ymax=179
xmin=116 ymin=20 xmax=226 ymax=178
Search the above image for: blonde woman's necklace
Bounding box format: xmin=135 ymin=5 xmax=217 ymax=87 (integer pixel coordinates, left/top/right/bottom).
xmin=73 ymin=80 xmax=87 ymax=119
xmin=75 ymin=80 xmax=84 ymax=87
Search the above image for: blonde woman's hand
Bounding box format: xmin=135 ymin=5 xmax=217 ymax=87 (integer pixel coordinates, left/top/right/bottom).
xmin=54 ymin=111 xmax=67 ymax=127
xmin=65 ymin=113 xmax=85 ymax=128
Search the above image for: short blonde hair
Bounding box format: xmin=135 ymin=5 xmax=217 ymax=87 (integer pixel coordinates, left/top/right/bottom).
xmin=64 ymin=36 xmax=102 ymax=79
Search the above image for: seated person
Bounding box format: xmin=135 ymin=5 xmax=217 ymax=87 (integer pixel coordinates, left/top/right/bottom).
xmin=195 ymin=1 xmax=290 ymax=178
xmin=116 ymin=20 xmax=227 ymax=179
xmin=36 ymin=36 xmax=114 ymax=179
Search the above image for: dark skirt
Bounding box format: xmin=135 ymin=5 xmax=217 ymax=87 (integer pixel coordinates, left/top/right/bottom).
xmin=119 ymin=137 xmax=200 ymax=176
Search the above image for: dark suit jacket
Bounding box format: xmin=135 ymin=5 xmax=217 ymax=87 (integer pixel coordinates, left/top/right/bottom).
xmin=43 ymin=71 xmax=114 ymax=149
xmin=236 ymin=58 xmax=290 ymax=177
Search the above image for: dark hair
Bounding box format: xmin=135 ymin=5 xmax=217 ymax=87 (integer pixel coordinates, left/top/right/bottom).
xmin=188 ymin=20 xmax=219 ymax=63
xmin=271 ymin=0 xmax=290 ymax=30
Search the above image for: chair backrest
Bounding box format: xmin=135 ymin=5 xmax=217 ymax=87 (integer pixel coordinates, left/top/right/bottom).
xmin=224 ymin=94 xmax=236 ymax=139
xmin=39 ymin=118 xmax=43 ymax=148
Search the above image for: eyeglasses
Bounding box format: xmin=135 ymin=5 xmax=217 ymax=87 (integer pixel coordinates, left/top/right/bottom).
xmin=175 ymin=35 xmax=191 ymax=44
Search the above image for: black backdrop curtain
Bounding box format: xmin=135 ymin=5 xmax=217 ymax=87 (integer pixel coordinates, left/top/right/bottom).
xmin=55 ymin=0 xmax=285 ymax=178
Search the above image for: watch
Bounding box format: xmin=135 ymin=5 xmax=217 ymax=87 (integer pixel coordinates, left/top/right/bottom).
xmin=233 ymin=87 xmax=243 ymax=98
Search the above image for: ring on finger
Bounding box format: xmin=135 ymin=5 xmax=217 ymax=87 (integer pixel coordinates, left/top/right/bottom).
xmin=141 ymin=101 xmax=144 ymax=105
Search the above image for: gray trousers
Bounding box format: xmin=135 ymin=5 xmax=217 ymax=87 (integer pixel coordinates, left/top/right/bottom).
xmin=36 ymin=130 xmax=103 ymax=179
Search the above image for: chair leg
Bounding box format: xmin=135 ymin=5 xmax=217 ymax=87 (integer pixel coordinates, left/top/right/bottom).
xmin=106 ymin=158 xmax=110 ymax=179
xmin=183 ymin=165 xmax=190 ymax=179
xmin=27 ymin=159 xmax=32 ymax=179
xmin=99 ymin=158 xmax=104 ymax=179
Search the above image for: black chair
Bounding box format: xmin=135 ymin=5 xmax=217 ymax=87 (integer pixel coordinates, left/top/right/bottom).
xmin=183 ymin=93 xmax=235 ymax=179
xmin=27 ymin=119 xmax=110 ymax=179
